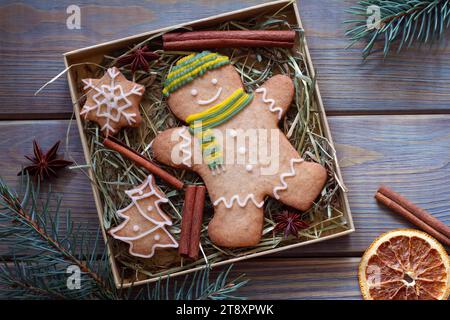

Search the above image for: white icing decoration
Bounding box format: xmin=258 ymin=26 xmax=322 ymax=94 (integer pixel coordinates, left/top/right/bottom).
xmin=154 ymin=234 xmax=160 ymax=241
xmin=255 ymin=87 xmax=283 ymax=120
xmin=273 ymin=158 xmax=304 ymax=199
xmin=80 ymin=67 xmax=143 ymax=134
xmin=178 ymin=127 xmax=192 ymax=167
xmin=238 ymin=147 xmax=246 ymax=155
xmin=109 ymin=175 xmax=178 ymax=258
xmin=228 ymin=129 xmax=237 ymax=137
xmin=190 ymin=89 xmax=198 ymax=96
xmin=132 ymin=225 xmax=140 ymax=232
xmin=245 ymin=164 xmax=253 ymax=172
xmin=147 ymin=205 xmax=153 ymax=211
xmin=213 ymin=194 xmax=264 ymax=209
xmin=211 ymin=78 xmax=218 ymax=85
xmin=197 ymin=87 xmax=222 ymax=105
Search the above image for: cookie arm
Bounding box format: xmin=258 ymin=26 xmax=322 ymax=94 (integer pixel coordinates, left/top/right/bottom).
xmin=253 ymin=74 xmax=294 ymax=121
xmin=152 ymin=127 xmax=196 ymax=170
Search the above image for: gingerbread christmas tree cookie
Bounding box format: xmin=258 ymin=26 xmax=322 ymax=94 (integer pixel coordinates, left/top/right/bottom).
xmin=109 ymin=175 xmax=178 ymax=258
xmin=80 ymin=67 xmax=145 ymax=136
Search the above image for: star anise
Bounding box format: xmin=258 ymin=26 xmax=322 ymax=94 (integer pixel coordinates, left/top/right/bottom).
xmin=117 ymin=45 xmax=159 ymax=73
xmin=273 ymin=210 xmax=308 ymax=238
xmin=18 ymin=140 xmax=73 ymax=181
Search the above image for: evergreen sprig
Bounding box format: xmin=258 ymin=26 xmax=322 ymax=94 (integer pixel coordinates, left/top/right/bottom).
xmin=345 ymin=0 xmax=450 ymax=58
xmin=0 ymin=175 xmax=248 ymax=300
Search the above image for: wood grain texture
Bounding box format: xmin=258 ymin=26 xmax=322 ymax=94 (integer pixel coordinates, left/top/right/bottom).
xmin=299 ymin=0 xmax=450 ymax=114
xmin=0 ymin=0 xmax=264 ymax=119
xmin=0 ymin=257 xmax=361 ymax=300
xmin=231 ymin=258 xmax=361 ymax=300
xmin=0 ymin=116 xmax=448 ymax=257
xmin=0 ymin=120 xmax=100 ymax=241
xmin=1 ymin=0 xmax=450 ymax=119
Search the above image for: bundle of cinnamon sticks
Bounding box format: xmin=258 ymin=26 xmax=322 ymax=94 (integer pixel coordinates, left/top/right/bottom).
xmin=375 ymin=186 xmax=450 ymax=246
xmin=178 ymin=185 xmax=206 ymax=260
xmin=163 ymin=30 xmax=296 ymax=50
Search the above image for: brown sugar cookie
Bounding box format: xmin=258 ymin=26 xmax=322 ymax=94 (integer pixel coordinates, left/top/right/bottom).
xmin=80 ymin=67 xmax=144 ymax=136
xmin=109 ymin=175 xmax=178 ymax=258
xmin=153 ymin=51 xmax=327 ymax=247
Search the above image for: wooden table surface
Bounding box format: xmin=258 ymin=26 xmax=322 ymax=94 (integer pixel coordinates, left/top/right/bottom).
xmin=1 ymin=0 xmax=449 ymax=300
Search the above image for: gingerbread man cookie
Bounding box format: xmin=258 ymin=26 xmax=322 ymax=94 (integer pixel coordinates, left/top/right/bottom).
xmin=153 ymin=51 xmax=327 ymax=247
xmin=80 ymin=67 xmax=144 ymax=136
xmin=109 ymin=175 xmax=178 ymax=258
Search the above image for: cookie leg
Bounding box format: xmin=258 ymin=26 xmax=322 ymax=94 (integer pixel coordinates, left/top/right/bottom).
xmin=274 ymin=161 xmax=327 ymax=211
xmin=208 ymin=204 xmax=264 ymax=247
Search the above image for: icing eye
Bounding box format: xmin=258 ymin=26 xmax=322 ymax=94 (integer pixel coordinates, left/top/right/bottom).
xmin=154 ymin=234 xmax=160 ymax=241
xmin=190 ymin=89 xmax=198 ymax=96
xmin=211 ymin=78 xmax=218 ymax=85
xmin=245 ymin=164 xmax=253 ymax=172
xmin=147 ymin=205 xmax=153 ymax=211
xmin=133 ymin=225 xmax=140 ymax=232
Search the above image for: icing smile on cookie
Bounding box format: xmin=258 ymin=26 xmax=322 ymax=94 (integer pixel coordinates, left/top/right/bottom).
xmin=196 ymin=86 xmax=222 ymax=105
xmin=193 ymin=78 xmax=223 ymax=105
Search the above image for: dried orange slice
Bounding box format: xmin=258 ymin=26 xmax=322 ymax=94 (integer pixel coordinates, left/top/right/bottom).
xmin=359 ymin=229 xmax=450 ymax=300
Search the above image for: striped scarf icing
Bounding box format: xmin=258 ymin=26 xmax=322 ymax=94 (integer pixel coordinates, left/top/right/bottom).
xmin=163 ymin=51 xmax=229 ymax=96
xmin=185 ymin=88 xmax=253 ymax=171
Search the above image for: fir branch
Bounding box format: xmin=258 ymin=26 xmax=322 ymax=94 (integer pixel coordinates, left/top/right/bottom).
xmin=345 ymin=0 xmax=450 ymax=58
xmin=144 ymin=265 xmax=248 ymax=300
xmin=0 ymin=176 xmax=117 ymax=299
xmin=0 ymin=175 xmax=248 ymax=300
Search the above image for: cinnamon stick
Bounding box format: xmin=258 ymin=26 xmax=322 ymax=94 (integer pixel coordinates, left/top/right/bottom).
xmin=163 ymin=30 xmax=296 ymax=42
xmin=163 ymin=30 xmax=295 ymax=50
xmin=178 ymin=185 xmax=197 ymax=257
xmin=164 ymin=39 xmax=294 ymax=51
xmin=378 ymin=186 xmax=450 ymax=238
xmin=103 ymin=137 xmax=184 ymax=190
xmin=375 ymin=186 xmax=450 ymax=246
xmin=188 ymin=186 xmax=206 ymax=260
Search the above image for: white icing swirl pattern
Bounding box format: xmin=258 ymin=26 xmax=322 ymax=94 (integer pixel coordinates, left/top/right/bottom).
xmin=255 ymin=87 xmax=283 ymax=120
xmin=178 ymin=127 xmax=192 ymax=167
xmin=213 ymin=194 xmax=264 ymax=209
xmin=273 ymin=158 xmax=304 ymax=199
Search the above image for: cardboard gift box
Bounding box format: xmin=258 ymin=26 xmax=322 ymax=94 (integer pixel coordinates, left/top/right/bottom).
xmin=64 ymin=0 xmax=355 ymax=287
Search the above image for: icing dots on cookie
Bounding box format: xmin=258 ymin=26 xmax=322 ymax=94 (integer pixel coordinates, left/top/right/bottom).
xmin=109 ymin=175 xmax=178 ymax=258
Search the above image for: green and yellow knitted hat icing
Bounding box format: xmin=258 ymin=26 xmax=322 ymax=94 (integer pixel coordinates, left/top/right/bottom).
xmin=162 ymin=51 xmax=229 ymax=96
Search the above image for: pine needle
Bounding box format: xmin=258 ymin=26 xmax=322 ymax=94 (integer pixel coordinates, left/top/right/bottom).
xmin=345 ymin=0 xmax=450 ymax=58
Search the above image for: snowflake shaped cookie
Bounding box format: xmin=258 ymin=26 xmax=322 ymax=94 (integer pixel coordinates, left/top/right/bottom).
xmin=80 ymin=67 xmax=145 ymax=136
